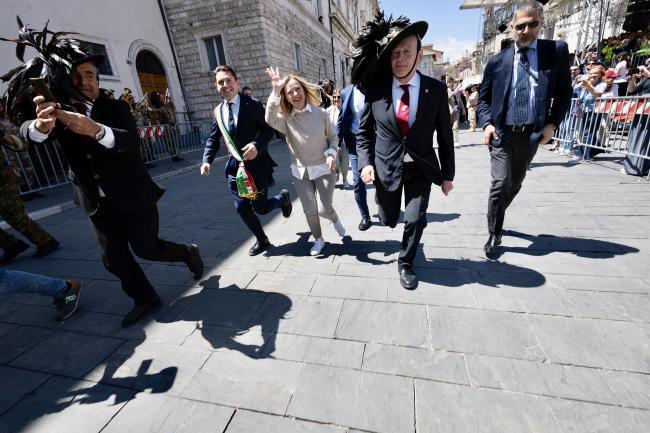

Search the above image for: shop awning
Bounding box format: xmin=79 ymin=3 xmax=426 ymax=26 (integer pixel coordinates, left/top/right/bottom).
xmin=459 ymin=0 xmax=509 ymax=9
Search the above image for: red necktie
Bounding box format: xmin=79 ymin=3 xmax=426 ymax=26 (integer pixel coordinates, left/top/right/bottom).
xmin=396 ymin=84 xmax=410 ymax=136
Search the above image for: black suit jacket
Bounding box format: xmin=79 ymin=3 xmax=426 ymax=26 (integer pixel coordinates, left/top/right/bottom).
xmin=24 ymin=96 xmax=163 ymax=215
xmin=357 ymin=72 xmax=455 ymax=192
xmin=203 ymin=94 xmax=276 ymax=190
xmin=478 ymin=39 xmax=572 ymax=149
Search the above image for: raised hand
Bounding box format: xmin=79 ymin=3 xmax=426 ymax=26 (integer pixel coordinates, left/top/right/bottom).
xmin=265 ymin=67 xmax=287 ymax=96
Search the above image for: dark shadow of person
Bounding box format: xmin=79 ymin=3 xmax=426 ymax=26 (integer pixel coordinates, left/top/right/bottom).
xmin=159 ymin=275 xmax=292 ymax=359
xmin=502 ymin=230 xmax=639 ymax=259
xmin=416 ymin=257 xmax=547 ymax=288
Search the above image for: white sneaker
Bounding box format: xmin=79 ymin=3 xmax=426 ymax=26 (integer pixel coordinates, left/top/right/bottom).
xmin=333 ymin=219 xmax=346 ymax=238
xmin=310 ymin=238 xmax=325 ymax=256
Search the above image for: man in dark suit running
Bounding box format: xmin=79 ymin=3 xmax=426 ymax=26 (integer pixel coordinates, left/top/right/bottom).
xmin=201 ymin=65 xmax=291 ymax=256
xmin=355 ymin=16 xmax=455 ymax=290
xmin=26 ymin=52 xmax=203 ymax=327
xmin=478 ymin=1 xmax=572 ymax=258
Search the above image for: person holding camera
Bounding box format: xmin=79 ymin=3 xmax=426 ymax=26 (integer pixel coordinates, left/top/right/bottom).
xmin=623 ymin=61 xmax=650 ymax=176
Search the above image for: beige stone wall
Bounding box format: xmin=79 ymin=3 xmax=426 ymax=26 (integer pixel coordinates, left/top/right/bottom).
xmin=163 ymin=0 xmax=374 ymax=120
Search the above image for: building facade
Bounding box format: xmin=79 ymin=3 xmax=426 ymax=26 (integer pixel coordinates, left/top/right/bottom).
xmin=0 ymin=0 xmax=187 ymax=120
xmin=418 ymin=44 xmax=446 ymax=80
xmin=162 ymin=0 xmax=378 ymax=120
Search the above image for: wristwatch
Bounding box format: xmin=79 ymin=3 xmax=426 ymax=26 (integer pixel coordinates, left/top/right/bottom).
xmin=94 ymin=125 xmax=106 ymax=141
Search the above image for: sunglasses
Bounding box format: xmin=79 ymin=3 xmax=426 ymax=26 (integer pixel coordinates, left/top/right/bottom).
xmin=514 ymin=20 xmax=540 ymax=31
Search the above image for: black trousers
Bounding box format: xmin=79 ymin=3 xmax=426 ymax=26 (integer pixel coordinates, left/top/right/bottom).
xmin=376 ymin=162 xmax=431 ymax=266
xmin=228 ymin=175 xmax=283 ymax=242
xmin=487 ymin=131 xmax=537 ymax=236
xmin=90 ymin=198 xmax=189 ymax=305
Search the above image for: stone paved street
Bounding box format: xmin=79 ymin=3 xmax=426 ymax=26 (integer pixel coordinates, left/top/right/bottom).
xmin=1 ymin=131 xmax=649 ymax=433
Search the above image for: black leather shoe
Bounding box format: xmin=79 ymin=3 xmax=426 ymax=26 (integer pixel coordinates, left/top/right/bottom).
xmin=358 ymin=217 xmax=371 ymax=231
xmin=0 ymin=240 xmax=29 ymax=264
xmin=280 ymin=189 xmax=292 ymax=218
xmin=32 ymin=238 xmax=60 ymax=258
xmin=483 ymin=234 xmax=502 ymax=259
xmin=398 ymin=264 xmax=418 ymax=290
xmin=185 ymin=244 xmax=204 ymax=280
xmin=171 ymin=155 xmax=184 ymax=162
xmin=121 ymin=296 xmax=161 ymax=328
xmin=249 ymin=238 xmax=271 ymax=256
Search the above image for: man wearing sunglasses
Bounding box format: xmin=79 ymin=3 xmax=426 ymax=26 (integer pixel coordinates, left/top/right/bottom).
xmin=478 ymin=1 xmax=572 ymax=258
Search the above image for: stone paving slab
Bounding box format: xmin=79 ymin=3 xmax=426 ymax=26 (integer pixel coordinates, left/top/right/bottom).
xmin=526 ymin=315 xmax=650 ymax=373
xmin=427 ymin=306 xmax=546 ymax=360
xmin=181 ymin=351 xmax=302 ymax=414
xmin=335 ymin=299 xmax=429 ymax=347
xmin=226 ymin=409 xmax=347 ymax=433
xmin=9 ymin=331 xmax=124 ymax=378
xmin=362 ymin=343 xmax=470 ymax=385
xmin=0 ymin=366 xmax=50 ymax=415
xmin=101 ymin=394 xmax=234 ymax=433
xmin=287 ymin=364 xmax=414 ymax=433
xmin=415 ymin=380 xmax=561 ymax=433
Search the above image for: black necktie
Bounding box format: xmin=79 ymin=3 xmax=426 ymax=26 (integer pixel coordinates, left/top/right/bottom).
xmin=73 ymin=102 xmax=87 ymax=116
xmin=227 ymin=102 xmax=236 ymax=138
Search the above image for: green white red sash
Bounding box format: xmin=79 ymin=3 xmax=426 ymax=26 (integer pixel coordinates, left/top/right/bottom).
xmin=214 ymin=105 xmax=259 ymax=199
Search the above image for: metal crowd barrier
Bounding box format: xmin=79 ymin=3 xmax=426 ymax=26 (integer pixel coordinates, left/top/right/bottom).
xmin=554 ymin=96 xmax=650 ymax=178
xmin=137 ymin=121 xmax=213 ymax=164
xmin=1 ymin=121 xmax=215 ymax=195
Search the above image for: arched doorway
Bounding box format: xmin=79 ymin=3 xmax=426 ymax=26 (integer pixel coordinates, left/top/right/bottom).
xmin=136 ymin=50 xmax=168 ymax=95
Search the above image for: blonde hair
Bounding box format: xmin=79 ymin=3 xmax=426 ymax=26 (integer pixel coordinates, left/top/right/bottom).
xmin=279 ymin=74 xmax=322 ymax=114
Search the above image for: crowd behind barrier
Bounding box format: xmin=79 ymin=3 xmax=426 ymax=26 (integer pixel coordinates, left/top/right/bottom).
xmin=554 ymin=95 xmax=650 ymax=177
xmin=0 ymin=120 xmax=216 ymax=195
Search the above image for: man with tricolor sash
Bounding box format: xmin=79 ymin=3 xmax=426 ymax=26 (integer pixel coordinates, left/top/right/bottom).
xmin=201 ymin=65 xmax=292 ymax=256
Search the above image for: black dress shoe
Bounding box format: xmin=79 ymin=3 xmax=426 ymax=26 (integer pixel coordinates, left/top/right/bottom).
xmin=280 ymin=189 xmax=292 ymax=218
xmin=358 ymin=217 xmax=371 ymax=231
xmin=483 ymin=234 xmax=502 ymax=259
xmin=0 ymin=240 xmax=29 ymax=264
xmin=171 ymin=155 xmax=184 ymax=162
xmin=121 ymin=296 xmax=161 ymax=328
xmin=32 ymin=238 xmax=60 ymax=258
xmin=185 ymin=244 xmax=204 ymax=280
xmin=249 ymin=238 xmax=271 ymax=256
xmin=398 ymin=264 xmax=418 ymax=290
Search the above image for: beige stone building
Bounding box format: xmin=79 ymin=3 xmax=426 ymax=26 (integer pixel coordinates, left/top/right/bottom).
xmin=418 ymin=44 xmax=445 ymax=80
xmin=162 ymin=0 xmax=378 ymax=120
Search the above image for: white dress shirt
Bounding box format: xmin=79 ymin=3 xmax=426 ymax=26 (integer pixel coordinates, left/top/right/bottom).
xmin=220 ymin=93 xmax=240 ymax=128
xmin=351 ymin=86 xmax=365 ymax=134
xmin=392 ymin=73 xmax=420 ymax=162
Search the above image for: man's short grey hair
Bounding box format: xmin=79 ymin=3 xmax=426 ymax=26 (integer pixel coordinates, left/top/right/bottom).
xmin=515 ymin=1 xmax=544 ymax=17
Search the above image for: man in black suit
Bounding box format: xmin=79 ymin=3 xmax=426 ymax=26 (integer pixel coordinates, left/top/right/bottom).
xmin=478 ymin=1 xmax=572 ymax=258
xmin=356 ymin=18 xmax=455 ymax=290
xmin=201 ymin=65 xmax=291 ymax=256
xmin=27 ymin=54 xmax=203 ymax=327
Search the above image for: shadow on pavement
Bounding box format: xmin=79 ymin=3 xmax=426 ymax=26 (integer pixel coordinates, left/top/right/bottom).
xmin=417 ymin=257 xmax=547 ymax=288
xmin=502 ymin=230 xmax=639 ymax=259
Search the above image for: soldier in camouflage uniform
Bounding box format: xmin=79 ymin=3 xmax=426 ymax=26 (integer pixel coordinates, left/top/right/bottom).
xmin=149 ymin=92 xmax=182 ymax=162
xmin=0 ymin=128 xmax=59 ymax=264
xmin=0 ymin=99 xmax=38 ymax=192
xmin=120 ymin=90 xmax=154 ymax=163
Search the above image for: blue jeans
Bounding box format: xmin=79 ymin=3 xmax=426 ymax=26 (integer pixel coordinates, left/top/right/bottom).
xmin=349 ymin=153 xmax=369 ymax=219
xmin=0 ymin=269 xmax=66 ymax=297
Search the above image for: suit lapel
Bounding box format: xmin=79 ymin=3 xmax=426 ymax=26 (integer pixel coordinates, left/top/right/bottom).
xmin=384 ymin=84 xmax=399 ymax=133
xmin=500 ymin=46 xmax=515 ymax=106
xmin=535 ymin=40 xmax=550 ymax=127
xmin=413 ymin=76 xmax=428 ymax=128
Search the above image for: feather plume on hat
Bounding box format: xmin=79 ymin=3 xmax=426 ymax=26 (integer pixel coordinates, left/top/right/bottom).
xmin=0 ymin=16 xmax=104 ymax=124
xmin=348 ymin=11 xmax=427 ymax=93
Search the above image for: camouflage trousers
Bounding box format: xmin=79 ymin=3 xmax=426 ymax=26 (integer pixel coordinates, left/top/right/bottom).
xmin=0 ymin=167 xmax=54 ymax=250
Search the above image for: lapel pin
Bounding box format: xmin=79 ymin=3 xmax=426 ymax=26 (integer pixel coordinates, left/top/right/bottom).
xmin=425 ymin=88 xmax=429 ymax=94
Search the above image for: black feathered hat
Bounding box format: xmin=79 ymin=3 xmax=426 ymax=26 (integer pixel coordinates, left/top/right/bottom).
xmin=0 ymin=16 xmax=103 ymax=124
xmin=349 ymin=11 xmax=428 ymax=92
